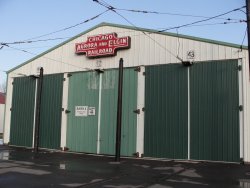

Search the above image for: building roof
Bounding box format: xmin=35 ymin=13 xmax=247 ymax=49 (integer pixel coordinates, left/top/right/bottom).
xmin=8 ymin=22 xmax=248 ymax=73
xmin=0 ymin=92 xmax=5 ymax=104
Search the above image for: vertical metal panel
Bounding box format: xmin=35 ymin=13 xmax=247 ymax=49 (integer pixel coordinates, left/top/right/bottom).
xmin=100 ymin=68 xmax=137 ymax=156
xmin=190 ymin=60 xmax=239 ymax=162
xmin=39 ymin=74 xmax=64 ymax=149
xmin=10 ymin=77 xmax=36 ymax=147
xmin=66 ymin=71 xmax=99 ymax=153
xmin=144 ymin=64 xmax=188 ymax=159
xmin=121 ymin=68 xmax=138 ymax=156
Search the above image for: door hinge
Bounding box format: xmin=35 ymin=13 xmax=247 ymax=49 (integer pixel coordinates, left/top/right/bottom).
xmin=143 ymin=72 xmax=146 ymax=76
xmin=239 ymin=105 xmax=243 ymax=111
xmin=238 ymin=65 xmax=242 ymax=71
xmin=65 ymin=110 xmax=71 ymax=114
xmin=142 ymin=107 xmax=145 ymax=112
xmin=134 ymin=66 xmax=141 ymax=72
xmin=67 ymin=73 xmax=72 ymax=77
xmin=63 ymin=78 xmax=66 ymax=81
xmin=133 ymin=109 xmax=140 ymax=114
xmin=62 ymin=108 xmax=64 ymax=111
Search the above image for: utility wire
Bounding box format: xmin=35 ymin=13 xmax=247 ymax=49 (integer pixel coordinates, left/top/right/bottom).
xmin=94 ymin=0 xmax=184 ymax=62
xmin=23 ymin=10 xmax=109 ymax=41
xmin=0 ymin=20 xmax=243 ymax=48
xmin=0 ymin=20 xmax=243 ymax=53
xmin=116 ymin=7 xmax=243 ymax=22
xmin=94 ymin=0 xmax=246 ymax=61
xmin=158 ymin=6 xmax=246 ymax=32
xmin=2 ymin=44 xmax=93 ymax=72
xmin=240 ymin=27 xmax=247 ymax=50
xmin=1 ymin=45 xmax=54 ymax=51
xmin=157 ymin=20 xmax=245 ymax=30
xmin=1 ymin=37 xmax=71 ymax=46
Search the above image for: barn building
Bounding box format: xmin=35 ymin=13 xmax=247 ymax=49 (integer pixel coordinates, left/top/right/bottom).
xmin=3 ymin=22 xmax=250 ymax=163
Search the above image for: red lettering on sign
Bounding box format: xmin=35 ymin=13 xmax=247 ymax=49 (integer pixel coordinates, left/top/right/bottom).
xmin=75 ymin=33 xmax=130 ymax=57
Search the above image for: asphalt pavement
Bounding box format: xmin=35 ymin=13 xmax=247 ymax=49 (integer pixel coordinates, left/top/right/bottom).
xmin=0 ymin=145 xmax=250 ymax=188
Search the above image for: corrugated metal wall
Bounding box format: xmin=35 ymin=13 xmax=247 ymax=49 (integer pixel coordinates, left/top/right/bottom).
xmin=39 ymin=74 xmax=64 ymax=149
xmin=190 ymin=60 xmax=239 ymax=162
xmin=99 ymin=68 xmax=137 ymax=156
xmin=66 ymin=71 xmax=99 ymax=153
xmin=10 ymin=77 xmax=36 ymax=147
xmin=144 ymin=64 xmax=188 ymax=159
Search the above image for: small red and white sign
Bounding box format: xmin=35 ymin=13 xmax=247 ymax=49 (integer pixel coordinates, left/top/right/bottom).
xmin=75 ymin=33 xmax=130 ymax=57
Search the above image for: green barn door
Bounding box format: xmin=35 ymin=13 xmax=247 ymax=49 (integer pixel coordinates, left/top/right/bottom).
xmin=190 ymin=60 xmax=239 ymax=162
xmin=144 ymin=64 xmax=188 ymax=159
xmin=66 ymin=72 xmax=99 ymax=153
xmin=10 ymin=77 xmax=36 ymax=147
xmin=99 ymin=69 xmax=137 ymax=156
xmin=39 ymin=74 xmax=64 ymax=149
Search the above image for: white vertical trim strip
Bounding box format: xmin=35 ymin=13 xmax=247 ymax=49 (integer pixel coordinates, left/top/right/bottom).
xmin=3 ymin=76 xmax=12 ymax=144
xmin=60 ymin=73 xmax=69 ymax=150
xmin=97 ymin=73 xmax=102 ymax=154
xmin=187 ymin=66 xmax=190 ymax=160
xmin=238 ymin=59 xmax=244 ymax=159
xmin=136 ymin=66 xmax=145 ymax=157
xmin=32 ymin=79 xmax=38 ymax=148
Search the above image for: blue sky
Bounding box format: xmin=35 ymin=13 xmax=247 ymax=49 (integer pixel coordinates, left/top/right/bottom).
xmin=0 ymin=0 xmax=246 ymax=85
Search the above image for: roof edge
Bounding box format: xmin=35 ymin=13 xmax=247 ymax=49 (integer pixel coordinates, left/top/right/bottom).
xmin=8 ymin=22 xmax=248 ymax=73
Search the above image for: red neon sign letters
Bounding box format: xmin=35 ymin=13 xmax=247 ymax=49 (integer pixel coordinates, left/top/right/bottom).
xmin=75 ymin=33 xmax=130 ymax=57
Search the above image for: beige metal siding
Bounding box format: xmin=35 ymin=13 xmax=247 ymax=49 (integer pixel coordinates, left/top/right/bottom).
xmin=7 ymin=25 xmax=246 ymax=77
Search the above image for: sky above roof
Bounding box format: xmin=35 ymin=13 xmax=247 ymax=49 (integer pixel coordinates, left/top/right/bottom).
xmin=0 ymin=0 xmax=246 ymax=86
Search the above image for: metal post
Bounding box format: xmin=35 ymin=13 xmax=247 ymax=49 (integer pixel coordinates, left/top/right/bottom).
xmin=115 ymin=58 xmax=124 ymax=162
xmin=34 ymin=67 xmax=44 ymax=153
xmin=246 ymin=0 xmax=250 ymax=72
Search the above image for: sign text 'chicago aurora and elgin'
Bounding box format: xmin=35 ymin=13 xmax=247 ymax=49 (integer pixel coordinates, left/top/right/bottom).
xmin=75 ymin=33 xmax=130 ymax=57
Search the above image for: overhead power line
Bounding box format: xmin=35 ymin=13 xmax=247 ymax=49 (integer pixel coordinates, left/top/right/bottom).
xmin=240 ymin=27 xmax=247 ymax=50
xmin=158 ymin=20 xmax=246 ymax=30
xmin=22 ymin=10 xmax=109 ymax=41
xmin=158 ymin=6 xmax=246 ymax=32
xmin=116 ymin=8 xmax=244 ymax=22
xmin=94 ymin=0 xmax=246 ymax=62
xmin=93 ymin=0 xmax=183 ymax=62
xmin=0 ymin=37 xmax=71 ymax=46
xmin=2 ymin=44 xmax=93 ymax=72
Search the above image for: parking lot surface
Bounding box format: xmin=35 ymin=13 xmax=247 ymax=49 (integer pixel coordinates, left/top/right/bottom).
xmin=0 ymin=145 xmax=250 ymax=188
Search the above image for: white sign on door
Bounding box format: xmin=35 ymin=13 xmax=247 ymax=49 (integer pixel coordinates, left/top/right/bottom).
xmin=88 ymin=107 xmax=96 ymax=116
xmin=75 ymin=106 xmax=88 ymax=117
